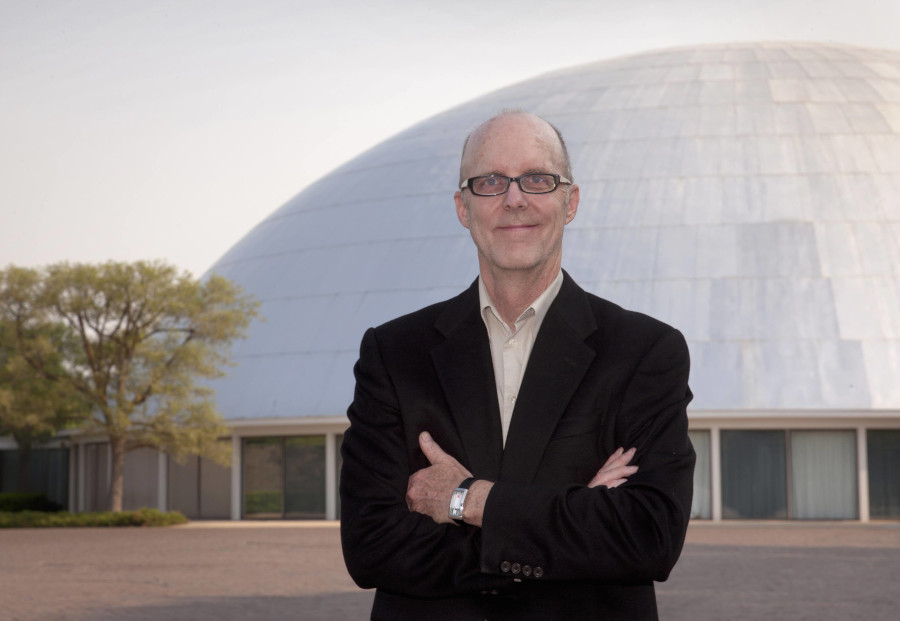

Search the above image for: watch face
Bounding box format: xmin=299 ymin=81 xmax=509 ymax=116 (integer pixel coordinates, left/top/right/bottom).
xmin=449 ymin=488 xmax=467 ymax=519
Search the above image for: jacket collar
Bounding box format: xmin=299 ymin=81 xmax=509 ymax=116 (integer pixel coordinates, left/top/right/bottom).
xmin=431 ymin=271 xmax=598 ymax=483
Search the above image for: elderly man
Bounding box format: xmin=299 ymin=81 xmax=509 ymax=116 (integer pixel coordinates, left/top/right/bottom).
xmin=340 ymin=111 xmax=694 ymax=620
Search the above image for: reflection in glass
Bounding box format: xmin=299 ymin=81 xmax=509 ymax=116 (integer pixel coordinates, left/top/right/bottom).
xmin=791 ymin=430 xmax=857 ymax=519
xmin=688 ymin=430 xmax=711 ymax=519
xmin=722 ymin=430 xmax=786 ymax=519
xmin=243 ymin=437 xmax=283 ymax=518
xmin=335 ymin=434 xmax=344 ymax=519
xmin=285 ymin=436 xmax=325 ymax=519
xmin=868 ymin=430 xmax=900 ymax=519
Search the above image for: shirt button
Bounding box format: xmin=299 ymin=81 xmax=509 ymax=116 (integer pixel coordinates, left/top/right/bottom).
xmin=510 ymin=395 xmax=516 ymax=403
xmin=533 ymin=566 xmax=544 ymax=579
xmin=522 ymin=565 xmax=532 ymax=577
xmin=511 ymin=563 xmax=521 ymax=575
xmin=507 ymin=338 xmax=516 ymax=347
xmin=500 ymin=561 xmax=511 ymax=573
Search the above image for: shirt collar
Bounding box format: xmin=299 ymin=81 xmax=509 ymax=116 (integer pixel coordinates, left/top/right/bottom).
xmin=478 ymin=270 xmax=564 ymax=334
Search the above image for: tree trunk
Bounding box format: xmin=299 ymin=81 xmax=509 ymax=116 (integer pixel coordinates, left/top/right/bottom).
xmin=108 ymin=434 xmax=126 ymax=512
xmin=16 ymin=442 xmax=32 ymax=493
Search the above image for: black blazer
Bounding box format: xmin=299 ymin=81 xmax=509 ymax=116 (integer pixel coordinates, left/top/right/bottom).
xmin=341 ymin=272 xmax=694 ymax=620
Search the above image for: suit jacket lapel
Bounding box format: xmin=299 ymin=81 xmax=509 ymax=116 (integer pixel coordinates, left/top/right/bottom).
xmin=500 ymin=273 xmax=598 ymax=483
xmin=431 ymin=281 xmax=504 ymax=481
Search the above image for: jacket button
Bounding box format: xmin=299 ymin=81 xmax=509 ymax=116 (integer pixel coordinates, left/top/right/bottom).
xmin=511 ymin=563 xmax=521 ymax=575
xmin=522 ymin=565 xmax=532 ymax=577
xmin=500 ymin=561 xmax=511 ymax=573
xmin=533 ymin=566 xmax=544 ymax=579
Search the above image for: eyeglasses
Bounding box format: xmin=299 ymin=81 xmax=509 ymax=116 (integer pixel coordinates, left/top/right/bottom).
xmin=460 ymin=173 xmax=571 ymax=196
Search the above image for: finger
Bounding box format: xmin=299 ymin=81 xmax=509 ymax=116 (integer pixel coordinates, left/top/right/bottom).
xmin=599 ymin=447 xmax=626 ymax=470
xmin=601 ymin=447 xmax=636 ymax=471
xmin=588 ymin=464 xmax=638 ymax=488
xmin=418 ymin=431 xmax=449 ymax=465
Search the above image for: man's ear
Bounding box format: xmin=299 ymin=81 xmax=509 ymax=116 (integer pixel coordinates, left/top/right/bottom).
xmin=564 ymin=184 xmax=580 ymax=225
xmin=454 ymin=191 xmax=470 ymax=229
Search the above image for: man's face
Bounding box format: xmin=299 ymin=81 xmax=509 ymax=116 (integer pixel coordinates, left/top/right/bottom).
xmin=454 ymin=114 xmax=579 ymax=281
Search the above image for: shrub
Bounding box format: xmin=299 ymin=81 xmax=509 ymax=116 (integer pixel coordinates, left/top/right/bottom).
xmin=244 ymin=490 xmax=282 ymax=514
xmin=0 ymin=507 xmax=189 ymax=528
xmin=0 ymin=492 xmax=63 ymax=513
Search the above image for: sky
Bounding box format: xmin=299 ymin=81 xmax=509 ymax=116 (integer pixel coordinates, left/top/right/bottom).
xmin=1 ymin=0 xmax=898 ymax=277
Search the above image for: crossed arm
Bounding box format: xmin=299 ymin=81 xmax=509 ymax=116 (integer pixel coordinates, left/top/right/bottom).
xmin=341 ymin=325 xmax=694 ymax=596
xmin=406 ymin=432 xmax=638 ymax=527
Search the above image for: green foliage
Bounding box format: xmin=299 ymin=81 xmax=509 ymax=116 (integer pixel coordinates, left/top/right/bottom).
xmin=0 ymin=492 xmax=63 ymax=512
xmin=0 ymin=260 xmax=260 ymax=510
xmin=0 ymin=507 xmax=188 ymax=528
xmin=244 ymin=490 xmax=283 ymax=514
xmin=0 ymin=322 xmax=90 ymax=446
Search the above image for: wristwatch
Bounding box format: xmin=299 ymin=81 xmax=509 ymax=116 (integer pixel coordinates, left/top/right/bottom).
xmin=448 ymin=477 xmax=476 ymax=524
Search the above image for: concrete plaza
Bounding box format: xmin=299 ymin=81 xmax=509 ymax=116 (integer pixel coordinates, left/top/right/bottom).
xmin=1 ymin=521 xmax=898 ymax=620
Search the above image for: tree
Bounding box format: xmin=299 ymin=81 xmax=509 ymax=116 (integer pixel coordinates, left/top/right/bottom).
xmin=0 ymin=261 xmax=259 ymax=511
xmin=0 ymin=321 xmax=91 ymax=492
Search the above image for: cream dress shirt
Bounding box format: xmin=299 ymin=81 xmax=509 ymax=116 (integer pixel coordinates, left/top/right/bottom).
xmin=478 ymin=270 xmax=564 ymax=446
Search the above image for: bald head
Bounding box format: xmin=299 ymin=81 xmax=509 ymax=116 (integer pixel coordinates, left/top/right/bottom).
xmin=459 ymin=111 xmax=573 ymax=185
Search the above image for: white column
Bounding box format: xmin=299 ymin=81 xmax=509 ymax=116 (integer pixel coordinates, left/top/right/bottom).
xmin=157 ymin=451 xmax=168 ymax=512
xmin=710 ymin=426 xmax=722 ymax=522
xmin=325 ymin=432 xmax=336 ymax=521
xmin=77 ymin=442 xmax=85 ymax=513
xmin=857 ymin=426 xmax=870 ymax=522
xmin=230 ymin=434 xmax=242 ymax=520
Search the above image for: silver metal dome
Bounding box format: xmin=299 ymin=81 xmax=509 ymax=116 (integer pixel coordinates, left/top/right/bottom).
xmin=208 ymin=42 xmax=900 ymax=418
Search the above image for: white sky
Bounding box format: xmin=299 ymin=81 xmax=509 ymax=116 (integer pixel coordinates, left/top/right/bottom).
xmin=1 ymin=0 xmax=897 ymax=277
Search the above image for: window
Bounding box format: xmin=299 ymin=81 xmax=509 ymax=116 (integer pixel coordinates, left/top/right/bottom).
xmin=285 ymin=436 xmax=326 ymax=519
xmin=242 ymin=435 xmax=327 ymax=519
xmin=791 ymin=431 xmax=857 ymax=519
xmin=721 ymin=430 xmax=787 ymax=519
xmin=243 ymin=437 xmax=283 ymax=518
xmin=868 ymin=430 xmax=900 ymax=519
xmin=688 ymin=430 xmax=711 ymax=519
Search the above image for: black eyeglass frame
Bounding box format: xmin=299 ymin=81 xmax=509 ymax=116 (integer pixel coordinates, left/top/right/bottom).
xmin=459 ymin=173 xmax=572 ymax=196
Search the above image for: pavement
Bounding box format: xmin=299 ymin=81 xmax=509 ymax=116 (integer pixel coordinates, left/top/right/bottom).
xmin=1 ymin=521 xmax=898 ymax=620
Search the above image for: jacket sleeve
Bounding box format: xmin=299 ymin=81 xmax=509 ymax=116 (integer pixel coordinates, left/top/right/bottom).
xmin=340 ymin=327 xmax=510 ymax=598
xmin=479 ymin=328 xmax=695 ymax=584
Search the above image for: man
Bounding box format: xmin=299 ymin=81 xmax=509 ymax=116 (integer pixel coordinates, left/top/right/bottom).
xmin=340 ymin=111 xmax=694 ymax=620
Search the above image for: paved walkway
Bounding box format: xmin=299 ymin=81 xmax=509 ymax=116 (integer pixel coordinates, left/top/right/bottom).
xmin=1 ymin=521 xmax=898 ymax=620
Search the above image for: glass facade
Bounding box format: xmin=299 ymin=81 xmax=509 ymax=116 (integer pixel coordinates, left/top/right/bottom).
xmin=285 ymin=436 xmax=326 ymax=519
xmin=688 ymin=430 xmax=711 ymax=519
xmin=868 ymin=430 xmax=900 ymax=519
xmin=242 ymin=435 xmax=327 ymax=519
xmin=722 ymin=430 xmax=787 ymax=519
xmin=720 ymin=429 xmax=862 ymax=520
xmin=791 ymin=431 xmax=857 ymax=519
xmin=0 ymin=448 xmax=69 ymax=508
xmin=169 ymin=452 xmax=232 ymax=519
xmin=335 ymin=433 xmax=344 ymax=519
xmin=243 ymin=437 xmax=284 ymax=518
xmin=82 ymin=443 xmax=110 ymax=512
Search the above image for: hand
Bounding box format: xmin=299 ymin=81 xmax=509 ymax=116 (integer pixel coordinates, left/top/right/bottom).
xmin=406 ymin=431 xmax=473 ymax=524
xmin=587 ymin=447 xmax=638 ymax=488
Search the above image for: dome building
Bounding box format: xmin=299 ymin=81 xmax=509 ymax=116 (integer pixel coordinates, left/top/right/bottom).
xmin=8 ymin=41 xmax=898 ymax=522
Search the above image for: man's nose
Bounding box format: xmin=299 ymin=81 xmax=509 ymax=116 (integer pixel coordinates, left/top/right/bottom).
xmin=502 ymin=180 xmax=528 ymax=210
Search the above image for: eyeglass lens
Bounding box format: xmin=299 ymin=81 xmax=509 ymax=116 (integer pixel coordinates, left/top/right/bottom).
xmin=471 ymin=174 xmax=557 ymax=195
